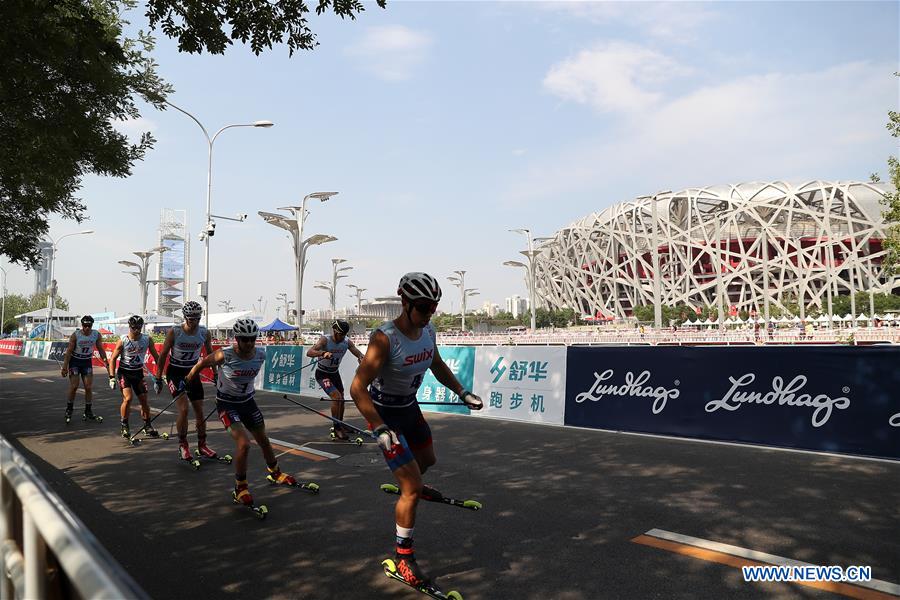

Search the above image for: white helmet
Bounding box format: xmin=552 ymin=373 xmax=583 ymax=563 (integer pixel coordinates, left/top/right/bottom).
xmin=182 ymin=301 xmax=203 ymax=319
xmin=398 ymin=272 xmax=442 ymax=302
xmin=233 ymin=318 xmax=259 ymax=339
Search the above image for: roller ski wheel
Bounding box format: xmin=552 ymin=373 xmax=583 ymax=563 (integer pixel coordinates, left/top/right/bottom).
xmin=179 ymin=447 xmax=200 ymax=469
xmin=266 ymin=474 xmax=320 ymax=494
xmin=380 ymin=483 xmax=482 ymax=511
xmin=194 ymin=449 xmax=233 ymax=464
xmin=381 ymin=559 xmax=463 ymax=599
xmin=82 ymin=413 xmax=103 ymax=423
xmin=161 ymin=432 xmax=169 ymax=440
xmin=64 ymin=410 xmax=72 ymax=424
xmin=232 ymin=491 xmax=267 ymax=520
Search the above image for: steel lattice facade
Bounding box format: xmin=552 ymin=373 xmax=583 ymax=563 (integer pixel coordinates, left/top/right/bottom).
xmin=534 ymin=181 xmax=897 ymax=319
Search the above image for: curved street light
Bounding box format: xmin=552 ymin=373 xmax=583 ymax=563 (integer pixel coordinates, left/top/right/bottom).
xmin=509 ymin=229 xmax=538 ymax=330
xmin=45 ymin=230 xmax=94 ymax=339
xmin=118 ymin=246 xmax=168 ymax=315
xmin=167 ymin=101 xmax=274 ymax=328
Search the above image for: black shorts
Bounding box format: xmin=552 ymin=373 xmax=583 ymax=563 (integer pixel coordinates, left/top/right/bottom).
xmin=315 ymin=369 xmax=344 ymax=396
xmin=68 ymin=357 xmax=93 ymax=376
xmin=217 ymin=396 xmax=265 ymax=431
xmin=166 ymin=365 xmax=204 ymax=401
xmin=117 ymin=368 xmax=147 ymax=394
xmin=373 ymin=402 xmax=433 ymax=452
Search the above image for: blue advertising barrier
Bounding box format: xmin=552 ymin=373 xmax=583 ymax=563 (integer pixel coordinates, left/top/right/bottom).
xmin=262 ymin=345 xmax=305 ymax=394
xmin=418 ymin=346 xmax=475 ymax=414
xmin=565 ymin=346 xmax=900 ymax=459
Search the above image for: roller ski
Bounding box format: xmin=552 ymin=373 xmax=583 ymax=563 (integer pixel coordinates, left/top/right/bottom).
xmin=178 ymin=442 xmax=201 ymax=470
xmin=232 ymin=486 xmax=267 ymax=520
xmin=128 ymin=422 xmax=169 ymax=446
xmin=194 ymin=441 xmax=232 ymax=464
xmin=266 ymin=468 xmax=320 ymax=494
xmin=82 ymin=406 xmax=103 ymax=423
xmin=330 ymin=426 xmax=364 ymax=446
xmin=64 ymin=405 xmax=73 ymax=424
xmin=381 ymin=558 xmax=462 ymax=600
xmin=380 ymin=483 xmax=482 ymax=511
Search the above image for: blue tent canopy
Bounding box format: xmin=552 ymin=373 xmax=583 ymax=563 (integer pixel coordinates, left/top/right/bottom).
xmin=259 ymin=318 xmax=298 ymax=332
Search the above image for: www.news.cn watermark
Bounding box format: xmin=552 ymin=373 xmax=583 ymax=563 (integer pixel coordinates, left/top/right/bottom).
xmin=743 ymin=565 xmax=872 ymax=583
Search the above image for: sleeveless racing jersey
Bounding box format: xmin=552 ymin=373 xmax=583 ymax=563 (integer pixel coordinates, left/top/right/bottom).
xmin=119 ymin=333 xmax=150 ymax=371
xmin=316 ymin=334 xmax=350 ymax=373
xmin=369 ymin=321 xmax=436 ymax=406
xmin=72 ymin=329 xmax=100 ymax=360
xmin=216 ymin=346 xmax=265 ymax=402
xmin=169 ymin=325 xmax=208 ymax=368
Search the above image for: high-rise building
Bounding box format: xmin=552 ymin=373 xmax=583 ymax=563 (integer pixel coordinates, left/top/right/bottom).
xmin=156 ymin=209 xmax=189 ymax=317
xmin=505 ymin=295 xmax=528 ymax=318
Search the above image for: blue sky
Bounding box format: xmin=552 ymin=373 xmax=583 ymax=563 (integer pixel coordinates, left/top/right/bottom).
xmin=3 ymin=1 xmax=898 ymax=320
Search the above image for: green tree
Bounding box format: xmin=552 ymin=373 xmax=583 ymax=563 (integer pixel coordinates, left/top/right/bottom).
xmin=878 ymin=72 xmax=900 ymax=276
xmin=29 ymin=291 xmax=70 ymax=312
xmin=0 ymin=0 xmax=383 ymax=266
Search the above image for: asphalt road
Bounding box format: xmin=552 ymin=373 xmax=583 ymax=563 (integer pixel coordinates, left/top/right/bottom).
xmin=1 ymin=354 xmax=898 ymax=600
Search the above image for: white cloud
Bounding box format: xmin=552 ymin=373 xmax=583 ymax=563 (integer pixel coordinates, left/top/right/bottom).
xmin=345 ymin=25 xmax=433 ymax=81
xmin=511 ymin=60 xmax=896 ymax=205
xmin=538 ymin=1 xmax=717 ymax=43
xmin=543 ymin=42 xmax=688 ymax=113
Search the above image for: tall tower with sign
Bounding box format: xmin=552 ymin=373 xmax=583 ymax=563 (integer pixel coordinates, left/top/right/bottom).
xmin=156 ymin=209 xmax=189 ymax=317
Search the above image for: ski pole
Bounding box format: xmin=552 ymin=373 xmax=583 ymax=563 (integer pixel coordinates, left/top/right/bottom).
xmin=317 ymin=398 xmax=467 ymax=407
xmin=129 ymin=395 xmax=179 ymax=445
xmin=268 ymin=358 xmax=319 ymax=383
xmin=281 ymin=394 xmax=376 ymax=440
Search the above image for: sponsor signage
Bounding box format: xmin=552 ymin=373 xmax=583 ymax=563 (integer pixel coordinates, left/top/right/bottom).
xmin=565 ymin=346 xmax=900 ymax=459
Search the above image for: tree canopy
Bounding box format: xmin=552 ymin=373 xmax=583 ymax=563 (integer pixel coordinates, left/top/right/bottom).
xmin=0 ymin=0 xmax=383 ymax=266
xmin=880 ymin=73 xmax=900 ymax=276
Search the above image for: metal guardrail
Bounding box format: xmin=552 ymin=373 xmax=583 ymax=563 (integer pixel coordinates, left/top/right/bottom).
xmin=0 ymin=436 xmax=148 ymax=600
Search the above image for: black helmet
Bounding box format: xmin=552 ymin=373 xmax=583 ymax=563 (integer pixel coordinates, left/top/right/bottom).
xmin=128 ymin=315 xmax=144 ymax=329
xmin=81 ymin=315 xmax=94 ymax=325
xmin=332 ymin=319 xmax=350 ymax=335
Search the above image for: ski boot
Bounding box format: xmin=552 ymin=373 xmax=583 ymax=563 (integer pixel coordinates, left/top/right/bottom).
xmin=232 ymin=484 xmax=267 ymax=519
xmin=121 ymin=421 xmax=130 ymax=439
xmin=64 ymin=404 xmax=73 ymax=424
xmin=144 ymin=422 xmax=160 ymax=438
xmin=195 ymin=439 xmax=232 ymax=464
xmin=82 ymin=406 xmax=103 ymax=423
xmin=382 ymin=550 xmax=462 ymax=599
xmin=179 ymin=441 xmax=200 ymax=470
xmin=266 ymin=466 xmax=319 ymax=493
xmin=330 ymin=425 xmax=349 ymax=441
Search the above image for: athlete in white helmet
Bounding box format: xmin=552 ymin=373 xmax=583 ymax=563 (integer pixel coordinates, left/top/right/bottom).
xmin=350 ymin=272 xmax=483 ymax=587
xmin=107 ymin=315 xmax=161 ymax=439
xmin=307 ymin=318 xmax=364 ymax=440
xmin=60 ymin=315 xmax=109 ymax=423
xmin=186 ymin=318 xmax=301 ymax=509
xmin=156 ymin=301 xmax=218 ymax=463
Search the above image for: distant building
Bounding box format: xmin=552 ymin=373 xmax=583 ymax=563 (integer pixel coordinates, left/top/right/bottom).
xmin=480 ymin=301 xmax=501 ymax=317
xmin=505 ymin=295 xmax=528 ymax=318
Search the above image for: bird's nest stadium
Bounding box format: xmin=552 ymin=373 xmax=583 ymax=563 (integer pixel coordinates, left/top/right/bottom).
xmin=533 ymin=180 xmax=898 ymax=319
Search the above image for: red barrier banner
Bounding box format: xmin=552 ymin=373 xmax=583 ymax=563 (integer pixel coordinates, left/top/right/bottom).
xmin=0 ymin=339 xmax=24 ymax=355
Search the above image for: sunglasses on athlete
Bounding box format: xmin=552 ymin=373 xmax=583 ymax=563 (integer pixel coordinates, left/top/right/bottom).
xmin=411 ymin=300 xmax=438 ymax=314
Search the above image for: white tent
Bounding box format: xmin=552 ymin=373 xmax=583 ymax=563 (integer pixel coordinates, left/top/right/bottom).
xmin=777 ymin=315 xmax=789 ymax=323
xmin=14 ymin=308 xmax=81 ymax=319
xmin=833 ymin=314 xmax=846 ymax=322
xmin=857 ymin=313 xmax=869 ymax=321
xmin=815 ymin=314 xmax=830 ymax=323
xmin=791 ymin=316 xmax=802 ymax=323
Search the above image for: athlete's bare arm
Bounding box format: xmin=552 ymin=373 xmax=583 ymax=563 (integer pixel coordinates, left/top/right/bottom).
xmin=95 ymin=332 xmax=109 ymax=364
xmin=350 ymin=331 xmax=390 ymax=428
xmin=306 ymin=336 xmax=331 ymax=359
xmin=348 ymin=340 xmax=364 ymax=362
xmin=147 ymin=338 xmax=160 ymax=366
xmin=107 ymin=339 xmax=124 ymax=377
xmin=61 ymin=333 xmax=76 ymax=375
xmin=429 ymin=346 xmax=465 ymax=397
xmin=185 ymin=348 xmax=225 ymax=382
xmin=203 ymin=330 xmax=214 ymax=356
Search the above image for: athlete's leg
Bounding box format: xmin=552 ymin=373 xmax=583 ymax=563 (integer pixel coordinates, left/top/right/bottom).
xmin=392 ymin=460 xmax=423 ymax=529
xmin=119 ymin=385 xmax=134 ymax=422
xmin=67 ymin=372 xmax=80 ymax=402
xmin=329 ymin=390 xmax=348 ymax=439
xmin=248 ymin=424 xmax=277 ymax=464
xmin=82 ymin=373 xmax=94 ymax=407
xmin=228 ymin=422 xmax=252 ymax=475
xmin=191 ymin=398 xmax=207 ymax=440
xmin=137 ymin=392 xmax=151 ymax=422
xmin=411 ymin=445 xmax=436 ymax=475
xmin=175 ymin=394 xmax=190 ymax=441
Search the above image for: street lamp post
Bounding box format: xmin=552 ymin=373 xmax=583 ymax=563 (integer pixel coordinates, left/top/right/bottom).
xmin=509 ymin=229 xmax=538 ymax=330
xmin=348 ymin=284 xmax=367 ymax=316
xmin=167 ymin=101 xmax=273 ymax=328
xmin=447 ymin=271 xmax=478 ymax=332
xmin=331 ymin=259 xmax=353 ymax=319
xmin=636 ymin=191 xmax=671 ymax=329
xmin=118 ymin=246 xmax=168 ymax=315
xmin=258 ymin=191 xmax=339 ymax=328
xmin=45 ymin=230 xmax=94 ymax=339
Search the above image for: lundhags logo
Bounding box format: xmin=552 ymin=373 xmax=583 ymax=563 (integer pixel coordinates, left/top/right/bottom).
xmin=705 ymin=374 xmax=850 ymax=427
xmin=890 ymin=412 xmax=900 ymax=427
xmin=575 ymin=369 xmax=680 ymax=414
xmin=403 ymin=348 xmax=434 ymax=366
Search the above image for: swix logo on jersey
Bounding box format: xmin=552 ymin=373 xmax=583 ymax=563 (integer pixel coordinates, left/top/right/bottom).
xmin=179 ymin=342 xmax=201 ymax=350
xmin=403 ymin=348 xmax=434 ymax=366
xmin=232 ymin=369 xmax=259 ymax=377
